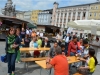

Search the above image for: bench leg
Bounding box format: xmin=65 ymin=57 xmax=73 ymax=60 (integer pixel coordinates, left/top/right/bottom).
xmin=40 ymin=68 xmax=42 ymax=75
xmin=24 ymin=62 xmax=29 ymax=71
xmin=24 ymin=62 xmax=26 ymax=69
xmin=26 ymin=62 xmax=29 ymax=71
xmin=24 ymin=53 xmax=26 ymax=58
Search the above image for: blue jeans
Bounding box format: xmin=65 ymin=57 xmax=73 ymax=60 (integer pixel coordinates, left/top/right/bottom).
xmin=65 ymin=42 xmax=69 ymax=55
xmin=70 ymin=52 xmax=75 ymax=56
xmin=7 ymin=53 xmax=17 ymax=73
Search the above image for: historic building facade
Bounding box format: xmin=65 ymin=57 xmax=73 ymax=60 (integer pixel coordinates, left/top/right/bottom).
xmin=31 ymin=10 xmax=41 ymax=24
xmin=38 ymin=9 xmax=52 ymax=25
xmin=89 ymin=2 xmax=100 ymax=20
xmin=16 ymin=11 xmax=25 ymax=19
xmin=23 ymin=11 xmax=32 ymax=20
xmin=52 ymin=3 xmax=90 ymax=28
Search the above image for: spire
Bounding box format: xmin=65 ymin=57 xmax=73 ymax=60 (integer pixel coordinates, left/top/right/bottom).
xmin=6 ymin=0 xmax=13 ymax=7
xmin=2 ymin=0 xmax=16 ymax=17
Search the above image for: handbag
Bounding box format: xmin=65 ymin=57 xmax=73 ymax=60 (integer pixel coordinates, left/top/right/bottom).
xmin=1 ymin=54 xmax=7 ymax=63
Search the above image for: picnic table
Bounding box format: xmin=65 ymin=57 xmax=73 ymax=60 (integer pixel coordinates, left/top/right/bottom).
xmin=35 ymin=56 xmax=80 ymax=75
xmin=20 ymin=47 xmax=50 ymax=52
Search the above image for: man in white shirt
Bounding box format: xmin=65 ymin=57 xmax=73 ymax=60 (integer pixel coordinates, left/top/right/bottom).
xmin=26 ymin=28 xmax=30 ymax=35
xmin=56 ymin=32 xmax=63 ymax=46
xmin=92 ymin=37 xmax=100 ymax=57
xmin=37 ymin=30 xmax=40 ymax=36
xmin=40 ymin=32 xmax=43 ymax=38
xmin=64 ymin=33 xmax=71 ymax=54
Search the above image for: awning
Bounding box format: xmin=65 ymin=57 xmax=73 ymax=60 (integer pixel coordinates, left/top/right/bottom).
xmin=27 ymin=23 xmax=37 ymax=28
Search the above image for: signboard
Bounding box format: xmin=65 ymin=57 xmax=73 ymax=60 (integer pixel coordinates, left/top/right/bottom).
xmin=91 ymin=26 xmax=97 ymax=35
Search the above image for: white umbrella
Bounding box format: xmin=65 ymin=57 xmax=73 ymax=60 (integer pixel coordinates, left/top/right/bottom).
xmin=67 ymin=20 xmax=100 ymax=30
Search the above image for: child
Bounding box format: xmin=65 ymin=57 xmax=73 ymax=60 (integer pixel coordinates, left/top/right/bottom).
xmin=78 ymin=48 xmax=98 ymax=75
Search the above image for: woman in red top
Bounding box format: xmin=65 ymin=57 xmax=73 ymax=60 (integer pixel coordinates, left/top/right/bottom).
xmin=68 ymin=36 xmax=80 ymax=56
xmin=77 ymin=39 xmax=83 ymax=51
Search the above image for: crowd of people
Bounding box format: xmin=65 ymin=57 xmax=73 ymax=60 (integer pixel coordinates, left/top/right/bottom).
xmin=4 ymin=27 xmax=99 ymax=75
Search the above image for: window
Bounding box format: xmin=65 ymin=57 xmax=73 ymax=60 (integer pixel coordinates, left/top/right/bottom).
xmin=60 ymin=19 xmax=62 ymax=23
xmin=78 ymin=12 xmax=80 ymax=17
xmin=83 ymin=12 xmax=86 ymax=17
xmin=61 ymin=13 xmax=63 ymax=17
xmin=68 ymin=19 xmax=70 ymax=22
xmin=57 ymin=18 xmax=59 ymax=22
xmin=65 ymin=13 xmax=67 ymax=17
xmin=90 ymin=6 xmax=93 ymax=9
xmin=69 ymin=13 xmax=71 ymax=16
xmin=96 ymin=6 xmax=98 ymax=9
xmin=64 ymin=19 xmax=66 ymax=23
xmin=94 ymin=13 xmax=96 ymax=16
xmin=90 ymin=13 xmax=92 ymax=17
xmin=63 ymin=24 xmax=65 ymax=28
xmin=73 ymin=12 xmax=76 ymax=17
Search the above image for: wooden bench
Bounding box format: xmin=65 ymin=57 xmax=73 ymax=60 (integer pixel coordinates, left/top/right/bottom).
xmin=21 ymin=57 xmax=47 ymax=62
xmin=21 ymin=57 xmax=47 ymax=71
xmin=73 ymin=73 xmax=82 ymax=75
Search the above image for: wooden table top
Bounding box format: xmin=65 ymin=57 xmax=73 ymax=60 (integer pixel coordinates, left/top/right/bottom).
xmin=35 ymin=56 xmax=80 ymax=69
xmin=20 ymin=47 xmax=50 ymax=52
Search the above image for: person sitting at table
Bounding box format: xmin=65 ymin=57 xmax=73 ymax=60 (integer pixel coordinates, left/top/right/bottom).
xmin=78 ymin=48 xmax=98 ymax=75
xmin=82 ymin=39 xmax=90 ymax=58
xmin=68 ymin=36 xmax=80 ymax=56
xmin=46 ymin=46 xmax=69 ymax=75
xmin=61 ymin=44 xmax=66 ymax=55
xmin=48 ymin=41 xmax=59 ymax=58
xmin=31 ymin=30 xmax=36 ymax=38
xmin=77 ymin=38 xmax=83 ymax=51
xmin=40 ymin=37 xmax=50 ymax=57
xmin=29 ymin=37 xmax=40 ymax=57
xmin=37 ymin=36 xmax=42 ymax=48
xmin=41 ymin=37 xmax=50 ymax=47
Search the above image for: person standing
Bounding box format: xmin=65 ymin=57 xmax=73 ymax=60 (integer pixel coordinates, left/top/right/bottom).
xmin=39 ymin=30 xmax=44 ymax=38
xmin=24 ymin=34 xmax=31 ymax=47
xmin=6 ymin=27 xmax=19 ymax=75
xmin=46 ymin=46 xmax=69 ymax=75
xmin=92 ymin=37 xmax=100 ymax=56
xmin=20 ymin=28 xmax=26 ymax=39
xmin=64 ymin=33 xmax=71 ymax=55
xmin=36 ymin=30 xmax=40 ymax=36
xmin=56 ymin=32 xmax=63 ymax=46
xmin=15 ymin=28 xmax=22 ymax=63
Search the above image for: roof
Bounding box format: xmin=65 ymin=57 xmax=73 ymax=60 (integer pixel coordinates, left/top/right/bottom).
xmin=37 ymin=24 xmax=60 ymax=28
xmin=39 ymin=9 xmax=53 ymax=14
xmin=0 ymin=15 xmax=36 ymax=26
xmin=58 ymin=2 xmax=100 ymax=9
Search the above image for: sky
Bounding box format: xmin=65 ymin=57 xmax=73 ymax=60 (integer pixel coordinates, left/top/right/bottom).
xmin=0 ymin=0 xmax=98 ymax=13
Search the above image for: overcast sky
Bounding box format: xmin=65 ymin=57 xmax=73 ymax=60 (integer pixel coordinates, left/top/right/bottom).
xmin=0 ymin=0 xmax=97 ymax=13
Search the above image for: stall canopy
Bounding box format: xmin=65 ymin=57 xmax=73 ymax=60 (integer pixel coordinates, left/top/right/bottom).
xmin=67 ymin=20 xmax=100 ymax=30
xmin=27 ymin=23 xmax=37 ymax=28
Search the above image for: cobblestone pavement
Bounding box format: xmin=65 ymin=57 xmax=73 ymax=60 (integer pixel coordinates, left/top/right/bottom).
xmin=0 ymin=42 xmax=100 ymax=75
